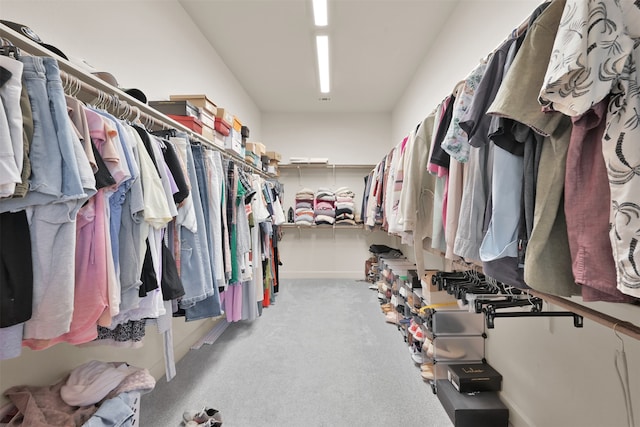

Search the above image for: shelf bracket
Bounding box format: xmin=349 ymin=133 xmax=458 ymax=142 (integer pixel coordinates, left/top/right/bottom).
xmin=483 ymin=306 xmax=584 ymax=329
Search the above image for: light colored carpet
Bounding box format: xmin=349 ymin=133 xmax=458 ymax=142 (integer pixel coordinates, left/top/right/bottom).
xmin=140 ymin=279 xmax=453 ymax=426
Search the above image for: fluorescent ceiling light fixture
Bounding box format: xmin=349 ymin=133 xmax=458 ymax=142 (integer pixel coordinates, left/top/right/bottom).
xmin=312 ymin=0 xmax=328 ymax=26
xmin=316 ymin=35 xmax=330 ymax=93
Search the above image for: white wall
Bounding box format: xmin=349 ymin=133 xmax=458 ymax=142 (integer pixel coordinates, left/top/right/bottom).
xmin=264 ymin=112 xmax=395 ymax=279
xmin=0 ymin=0 xmax=260 ymax=404
xmin=391 ymin=1 xmax=640 ymax=426
xmin=1 ymin=0 xmax=262 ymax=138
xmin=262 ymin=112 xmax=391 ymax=165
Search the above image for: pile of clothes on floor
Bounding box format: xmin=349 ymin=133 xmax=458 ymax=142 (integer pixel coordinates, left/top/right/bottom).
xmin=314 ymin=188 xmax=336 ymax=225
xmin=1 ymin=360 xmax=155 ymax=426
xmin=335 ymin=187 xmax=356 ymax=225
xmin=294 ymin=188 xmax=315 ymax=225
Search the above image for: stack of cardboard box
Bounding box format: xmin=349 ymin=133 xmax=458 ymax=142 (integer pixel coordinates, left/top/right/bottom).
xmin=169 ymin=94 xmax=218 ymax=142
xmin=265 ymin=151 xmax=281 ymax=176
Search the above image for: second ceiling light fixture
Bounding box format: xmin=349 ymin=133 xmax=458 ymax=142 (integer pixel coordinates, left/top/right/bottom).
xmin=312 ymin=0 xmax=330 ymax=94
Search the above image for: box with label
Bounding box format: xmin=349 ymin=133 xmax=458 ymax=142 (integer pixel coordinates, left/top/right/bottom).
xmin=215 ymin=108 xmax=234 ymax=126
xmin=225 ymin=133 xmax=242 ymax=156
xmin=436 ymin=380 xmax=508 ymax=427
xmin=151 ymin=100 xmax=200 ymax=118
xmin=447 ymin=363 xmax=502 ymax=392
xmin=246 ymin=142 xmax=266 ymax=156
xmin=169 ymin=94 xmax=217 ymax=116
xmin=167 ymin=114 xmax=202 ymax=135
xmin=213 ymin=131 xmax=227 ymax=149
xmin=199 ymin=110 xmax=216 ymax=129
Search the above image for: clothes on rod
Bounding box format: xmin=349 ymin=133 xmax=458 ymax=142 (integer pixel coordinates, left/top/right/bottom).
xmin=364 ymin=0 xmax=640 ymax=304
xmin=0 ymin=53 xmax=286 ymax=360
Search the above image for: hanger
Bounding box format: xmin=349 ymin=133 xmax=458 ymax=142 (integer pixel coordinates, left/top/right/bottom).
xmin=0 ymin=37 xmax=20 ymax=59
xmin=613 ymin=322 xmax=635 ymax=427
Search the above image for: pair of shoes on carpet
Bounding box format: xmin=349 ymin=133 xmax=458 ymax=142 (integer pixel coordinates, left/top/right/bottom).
xmin=182 ymin=407 xmax=223 ymax=426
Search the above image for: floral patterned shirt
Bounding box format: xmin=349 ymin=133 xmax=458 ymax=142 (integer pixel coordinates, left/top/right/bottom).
xmin=540 ymin=0 xmax=640 ymax=298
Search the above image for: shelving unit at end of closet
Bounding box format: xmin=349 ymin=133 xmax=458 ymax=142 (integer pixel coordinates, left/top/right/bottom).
xmin=278 ymin=163 xmax=377 ymax=170
xmin=0 ymin=23 xmax=276 ymax=181
xmin=279 ymin=163 xmax=376 ymax=180
xmin=280 ymin=223 xmax=364 ymax=229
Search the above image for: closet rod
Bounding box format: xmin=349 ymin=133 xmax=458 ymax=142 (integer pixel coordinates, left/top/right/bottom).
xmin=528 ymin=290 xmax=640 ymax=341
xmin=0 ymin=24 xmax=274 ymax=180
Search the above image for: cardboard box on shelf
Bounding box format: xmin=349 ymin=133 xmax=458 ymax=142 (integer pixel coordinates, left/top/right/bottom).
xmin=246 ymin=142 xmax=266 ymax=156
xmin=201 ymin=124 xmax=215 ymax=142
xmin=214 ymin=118 xmax=231 ymax=136
xmin=169 ymin=94 xmax=217 ymax=116
xmin=167 ymin=114 xmax=203 ymax=135
xmin=232 ymin=116 xmax=242 ymax=132
xmin=266 ymin=151 xmax=282 ymax=162
xmin=213 ymin=131 xmax=227 ymax=149
xmin=199 ymin=110 xmax=215 ymax=129
xmin=150 ymin=100 xmax=199 ymax=118
xmin=215 ymin=108 xmax=234 ymax=126
xmin=225 ymin=133 xmax=242 ymax=156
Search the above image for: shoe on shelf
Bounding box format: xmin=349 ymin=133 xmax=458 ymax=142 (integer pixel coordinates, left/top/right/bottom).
xmin=411 ymin=328 xmax=426 ymax=342
xmin=434 ymin=345 xmax=467 ymax=359
xmin=411 ymin=350 xmax=424 ymax=365
xmin=421 ymin=365 xmax=434 ymax=381
xmin=420 ymin=362 xmax=434 ymax=371
xmin=408 ymin=321 xmax=420 ymax=335
xmin=426 ymin=342 xmax=434 ymax=358
xmin=385 ymin=311 xmax=400 ymax=324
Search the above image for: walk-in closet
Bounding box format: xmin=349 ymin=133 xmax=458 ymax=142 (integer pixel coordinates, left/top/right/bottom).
xmin=0 ymin=1 xmax=639 ymax=426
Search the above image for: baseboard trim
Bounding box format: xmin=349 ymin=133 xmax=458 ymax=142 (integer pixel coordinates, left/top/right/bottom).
xmin=280 ymin=271 xmax=363 ymax=280
xmin=190 ymin=317 xmax=229 ymax=350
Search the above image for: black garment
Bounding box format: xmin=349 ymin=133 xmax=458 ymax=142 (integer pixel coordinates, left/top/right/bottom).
xmin=139 ymin=240 xmax=159 ymax=297
xmin=162 ymin=140 xmax=190 ymax=204
xmin=133 ymin=125 xmax=160 ymax=175
xmin=0 ymin=211 xmax=33 ymax=327
xmin=429 ymin=94 xmax=456 ymax=168
xmin=161 ymin=244 xmax=185 ymax=300
xmin=335 ymin=207 xmax=354 ymax=217
xmin=91 ymin=140 xmax=116 ymax=190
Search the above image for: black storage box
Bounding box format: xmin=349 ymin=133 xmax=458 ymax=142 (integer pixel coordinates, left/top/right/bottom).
xmin=436 ymin=379 xmax=508 ymax=427
xmin=149 ymin=100 xmax=200 ymax=119
xmin=241 ymin=125 xmax=250 ymax=138
xmin=447 ymin=362 xmax=502 ymax=392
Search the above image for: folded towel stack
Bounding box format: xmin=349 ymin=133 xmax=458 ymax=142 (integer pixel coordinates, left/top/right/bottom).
xmin=314 ymin=187 xmax=336 ymax=225
xmin=295 ymin=188 xmax=315 ymax=225
xmin=335 ymin=187 xmax=357 ymax=225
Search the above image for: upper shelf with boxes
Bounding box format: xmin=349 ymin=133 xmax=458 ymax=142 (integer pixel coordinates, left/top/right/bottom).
xmin=149 ymin=94 xmax=255 ymax=169
xmin=245 ymin=142 xmax=281 ymax=177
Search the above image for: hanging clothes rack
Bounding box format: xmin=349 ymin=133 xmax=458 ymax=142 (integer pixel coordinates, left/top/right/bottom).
xmin=0 ymin=24 xmax=274 ymax=180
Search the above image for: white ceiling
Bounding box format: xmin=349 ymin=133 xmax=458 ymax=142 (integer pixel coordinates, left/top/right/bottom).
xmin=179 ymin=0 xmax=459 ymax=113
